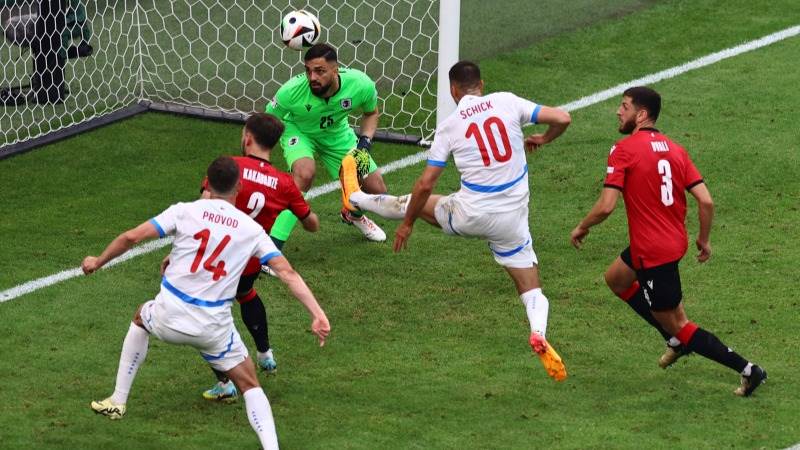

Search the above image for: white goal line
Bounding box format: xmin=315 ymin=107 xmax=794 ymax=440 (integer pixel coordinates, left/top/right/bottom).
xmin=1 ymin=24 xmax=798 ymax=304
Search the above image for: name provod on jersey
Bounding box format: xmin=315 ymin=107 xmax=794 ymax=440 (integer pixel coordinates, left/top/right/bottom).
xmin=459 ymin=100 xmax=493 ymax=119
xmin=202 ymin=211 xmax=239 ymax=228
xmin=243 ymin=168 xmax=278 ymax=189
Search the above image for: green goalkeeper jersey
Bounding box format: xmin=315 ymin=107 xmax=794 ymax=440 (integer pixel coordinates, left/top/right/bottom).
xmin=265 ymin=68 xmax=378 ymax=148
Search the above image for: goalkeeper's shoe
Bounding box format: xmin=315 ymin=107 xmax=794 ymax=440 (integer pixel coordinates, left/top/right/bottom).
xmin=340 ymin=209 xmax=386 ymax=242
xmin=90 ymin=397 xmax=126 ymax=420
xmin=658 ymin=343 xmax=687 ymax=369
xmin=258 ymin=349 xmax=277 ymax=374
xmin=339 ymin=151 xmax=362 ymax=212
xmin=734 ymin=365 xmax=767 ymax=397
xmin=529 ymin=332 xmax=567 ymax=382
xmin=202 ymin=381 xmax=238 ymax=403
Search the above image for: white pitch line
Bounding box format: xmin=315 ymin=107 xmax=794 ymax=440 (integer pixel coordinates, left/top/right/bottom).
xmin=2 ymin=24 xmax=798 ymax=304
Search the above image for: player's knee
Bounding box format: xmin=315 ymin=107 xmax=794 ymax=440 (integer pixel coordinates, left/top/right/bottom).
xmin=605 ymin=269 xmax=631 ymax=296
xmin=362 ymin=172 xmax=387 ymax=194
xmin=132 ymin=304 xmax=146 ymax=329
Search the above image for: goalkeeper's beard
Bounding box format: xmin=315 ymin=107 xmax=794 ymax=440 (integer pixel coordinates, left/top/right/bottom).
xmin=310 ymin=81 xmax=331 ymax=97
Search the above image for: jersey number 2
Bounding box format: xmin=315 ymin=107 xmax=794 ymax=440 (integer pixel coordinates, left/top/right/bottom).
xmin=658 ymin=159 xmax=674 ymax=206
xmin=465 ymin=116 xmax=512 ymax=166
xmin=246 ymin=192 xmax=266 ymax=219
xmin=191 ymin=229 xmax=230 ymax=281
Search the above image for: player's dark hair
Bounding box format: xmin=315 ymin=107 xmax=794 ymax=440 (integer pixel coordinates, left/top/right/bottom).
xmin=623 ymin=86 xmax=661 ymax=122
xmin=207 ymin=156 xmax=239 ymax=196
xmin=245 ymin=113 xmax=285 ymax=149
xmin=449 ymin=61 xmax=481 ymax=90
xmin=304 ymin=43 xmax=337 ymax=62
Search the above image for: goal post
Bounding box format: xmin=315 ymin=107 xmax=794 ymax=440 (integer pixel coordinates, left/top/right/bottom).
xmin=1 ymin=0 xmax=460 ymax=159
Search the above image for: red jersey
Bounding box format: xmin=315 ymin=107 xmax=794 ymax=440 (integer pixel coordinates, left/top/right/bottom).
xmin=202 ymin=155 xmax=310 ymax=275
xmin=604 ymin=128 xmax=703 ymax=269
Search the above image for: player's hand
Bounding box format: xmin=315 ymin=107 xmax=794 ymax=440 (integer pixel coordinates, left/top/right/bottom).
xmin=393 ymin=223 xmax=413 ymax=252
xmin=311 ymin=314 xmax=330 ymax=347
xmin=524 ymin=134 xmax=549 ymax=152
xmin=696 ymin=238 xmax=712 ymax=262
xmin=159 ymin=254 xmax=170 ymax=275
xmin=81 ymin=256 xmax=101 ymax=274
xmin=570 ymin=225 xmax=589 ymax=249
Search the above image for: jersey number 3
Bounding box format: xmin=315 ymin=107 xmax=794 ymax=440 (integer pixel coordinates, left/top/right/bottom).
xmin=658 ymin=159 xmax=674 ymax=206
xmin=466 ymin=116 xmax=512 ymax=166
xmin=191 ymin=229 xmax=230 ymax=281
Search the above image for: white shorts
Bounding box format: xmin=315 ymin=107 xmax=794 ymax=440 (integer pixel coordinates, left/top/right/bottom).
xmin=140 ymin=300 xmax=248 ymax=372
xmin=433 ymin=193 xmax=538 ymax=269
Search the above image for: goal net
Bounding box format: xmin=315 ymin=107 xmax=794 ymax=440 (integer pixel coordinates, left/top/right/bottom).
xmin=1 ymin=0 xmax=444 ymax=157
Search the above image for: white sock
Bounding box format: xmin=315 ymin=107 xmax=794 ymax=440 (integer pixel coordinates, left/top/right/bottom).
xmin=668 ymin=337 xmax=681 ymax=348
xmin=741 ymin=362 xmax=753 ymax=376
xmin=520 ymin=288 xmax=549 ymax=337
xmin=349 ymin=191 xmax=409 ymax=219
xmin=243 ymin=388 xmax=279 ymax=450
xmin=110 ymin=322 xmax=149 ymax=405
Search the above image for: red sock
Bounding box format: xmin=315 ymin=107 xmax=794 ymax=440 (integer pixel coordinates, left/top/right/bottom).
xmin=676 ymin=322 xmax=699 ymax=345
xmin=237 ymin=289 xmax=258 ymax=304
xmin=617 ymin=281 xmax=640 ymax=302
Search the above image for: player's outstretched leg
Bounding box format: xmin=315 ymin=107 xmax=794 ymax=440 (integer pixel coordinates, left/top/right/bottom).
xmin=339 ymin=151 xmax=361 ymax=212
xmin=521 ymin=288 xmax=567 ymax=381
xmin=226 ymin=357 xmax=279 ymax=450
xmin=349 ymin=191 xmax=410 ymax=220
xmin=670 ymin=320 xmax=767 ymax=396
xmin=91 ymin=321 xmax=150 ymax=419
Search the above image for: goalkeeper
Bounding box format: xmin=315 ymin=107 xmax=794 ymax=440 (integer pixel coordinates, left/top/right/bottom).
xmin=266 ymin=43 xmax=388 ymax=246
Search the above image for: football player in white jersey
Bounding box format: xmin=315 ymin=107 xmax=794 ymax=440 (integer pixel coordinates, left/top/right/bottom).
xmin=349 ymin=61 xmax=570 ymax=380
xmin=82 ymin=156 xmax=330 ymax=450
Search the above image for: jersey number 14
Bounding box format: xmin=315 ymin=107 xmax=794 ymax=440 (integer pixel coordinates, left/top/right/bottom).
xmin=465 ymin=116 xmax=512 ymax=166
xmin=191 ymin=229 xmax=230 ymax=281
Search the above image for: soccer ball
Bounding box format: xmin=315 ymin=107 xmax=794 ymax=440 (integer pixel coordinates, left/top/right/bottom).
xmin=280 ymin=10 xmax=321 ymax=51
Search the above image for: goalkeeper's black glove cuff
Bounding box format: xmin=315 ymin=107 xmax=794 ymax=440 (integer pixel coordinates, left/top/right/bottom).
xmin=356 ymin=135 xmax=372 ymax=152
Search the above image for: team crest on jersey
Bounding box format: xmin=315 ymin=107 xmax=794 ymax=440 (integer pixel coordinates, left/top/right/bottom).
xmin=340 ymin=98 xmax=352 ymax=110
xmin=304 ymin=104 xmax=312 ymax=112
xmin=288 ymin=136 xmax=299 ymax=146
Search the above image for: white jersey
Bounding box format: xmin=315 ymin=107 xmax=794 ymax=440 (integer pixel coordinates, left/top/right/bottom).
xmin=427 ymin=92 xmax=540 ymax=213
xmin=148 ymin=198 xmax=281 ymax=335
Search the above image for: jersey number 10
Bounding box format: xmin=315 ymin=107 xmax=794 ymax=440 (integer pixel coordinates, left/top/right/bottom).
xmin=465 ymin=116 xmax=512 ymax=166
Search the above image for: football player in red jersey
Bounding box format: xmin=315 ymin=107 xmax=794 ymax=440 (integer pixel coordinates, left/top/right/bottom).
xmin=194 ymin=113 xmax=320 ymax=402
xmin=570 ymin=87 xmax=766 ymax=396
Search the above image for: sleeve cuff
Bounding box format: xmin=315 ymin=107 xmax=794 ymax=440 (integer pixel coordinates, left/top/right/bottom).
xmin=530 ymin=104 xmax=542 ymax=124
xmin=603 ymin=183 xmax=623 ymax=191
xmin=686 ymin=179 xmax=704 ymax=190
xmin=259 ymin=251 xmax=282 ymax=265
xmin=149 ymin=218 xmax=166 ymax=238
xmin=427 ymin=159 xmax=447 ymax=167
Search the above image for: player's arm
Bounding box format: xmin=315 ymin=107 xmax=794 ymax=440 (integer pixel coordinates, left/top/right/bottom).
xmin=394 ymin=165 xmax=444 ymax=252
xmin=265 ymin=254 xmax=330 ymax=346
xmin=82 ymin=221 xmax=161 ymax=274
xmin=358 ymin=108 xmax=379 ymax=143
xmin=300 ymin=211 xmax=320 ymax=232
xmin=524 ymin=106 xmax=571 ymax=151
xmin=356 ymin=75 xmax=380 ymax=147
xmin=570 ymin=187 xmax=620 ymax=249
xmin=688 ymin=182 xmax=714 ymax=262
